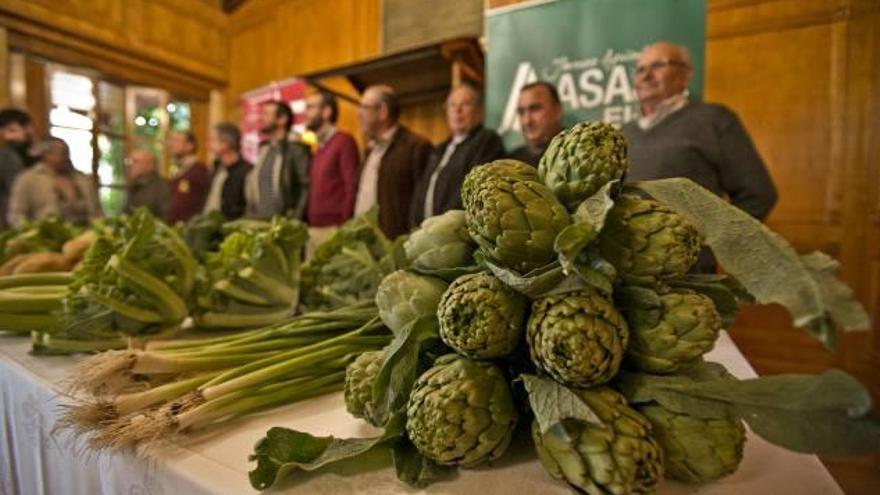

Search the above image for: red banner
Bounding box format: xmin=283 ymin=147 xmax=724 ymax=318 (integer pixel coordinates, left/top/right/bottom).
xmin=239 ymin=78 xmax=308 ymax=163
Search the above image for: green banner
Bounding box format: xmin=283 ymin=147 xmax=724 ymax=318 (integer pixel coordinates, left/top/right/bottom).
xmin=486 ymin=0 xmax=706 ymax=149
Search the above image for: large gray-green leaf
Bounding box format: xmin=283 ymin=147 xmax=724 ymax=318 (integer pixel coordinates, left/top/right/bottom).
xmin=486 ymin=258 xmax=612 ymax=298
xmin=637 ymin=178 xmax=870 ymax=348
xmin=521 ymin=374 xmax=603 ymax=434
xmin=618 ymin=363 xmax=880 ymax=455
xmin=248 ymin=413 xmax=406 ymax=490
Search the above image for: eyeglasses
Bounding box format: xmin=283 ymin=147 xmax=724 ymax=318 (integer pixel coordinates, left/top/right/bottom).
xmin=633 ymin=59 xmax=690 ymax=77
xmin=358 ymin=103 xmax=380 ymax=112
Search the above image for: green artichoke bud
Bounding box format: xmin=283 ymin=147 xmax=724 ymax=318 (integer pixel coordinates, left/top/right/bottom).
xmin=404 ymin=210 xmax=475 ymax=270
xmin=639 ymin=404 xmax=745 ymax=483
xmin=622 ymin=288 xmax=723 ymax=373
xmin=375 ymin=270 xmax=448 ymax=335
xmin=462 ymin=160 xmax=570 ymax=274
xmin=531 ymin=387 xmax=664 ymax=494
xmin=599 ymin=194 xmax=701 ymax=283
xmin=344 ymin=349 xmax=385 ymax=425
xmin=406 ymin=354 xmax=518 ymax=467
xmin=538 ymin=121 xmax=628 ymax=210
xmin=527 ymin=289 xmax=628 ymax=387
xmin=437 ymin=272 xmax=527 ymax=359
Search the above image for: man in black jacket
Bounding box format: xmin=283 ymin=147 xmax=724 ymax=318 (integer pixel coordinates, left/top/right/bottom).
xmin=246 ymin=101 xmax=311 ymax=219
xmin=410 ymin=83 xmax=504 ymax=227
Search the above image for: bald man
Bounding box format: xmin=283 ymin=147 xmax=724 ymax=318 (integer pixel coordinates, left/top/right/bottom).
xmin=622 ymin=41 xmax=777 ymax=221
xmin=125 ymin=149 xmax=169 ymax=220
xmin=354 ymin=84 xmax=431 ymax=238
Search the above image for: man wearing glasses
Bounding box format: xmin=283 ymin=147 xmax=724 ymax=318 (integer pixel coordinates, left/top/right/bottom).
xmin=622 ymin=41 xmax=777 ymax=223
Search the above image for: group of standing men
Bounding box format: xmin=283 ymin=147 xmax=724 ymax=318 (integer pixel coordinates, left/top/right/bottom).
xmin=0 ymin=42 xmax=777 ymax=263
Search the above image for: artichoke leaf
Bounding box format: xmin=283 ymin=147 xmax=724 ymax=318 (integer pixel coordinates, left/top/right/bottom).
xmin=555 ymin=180 xmax=618 ymax=275
xmin=521 ymin=374 xmax=605 ymax=434
xmin=486 ymin=257 xmax=613 ymax=299
xmin=618 ymin=363 xmax=880 ymax=455
xmin=371 ymin=316 xmax=445 ymax=425
xmin=410 ymin=264 xmax=482 ymax=282
xmin=248 ymin=412 xmax=406 ymax=490
xmin=636 ymin=178 xmax=870 ymax=348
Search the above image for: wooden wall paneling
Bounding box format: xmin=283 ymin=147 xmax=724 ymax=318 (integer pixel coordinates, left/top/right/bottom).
xmin=0 ymin=25 xmax=8 ymax=107
xmin=189 ymin=99 xmax=209 ymax=165
xmin=0 ymin=0 xmax=228 ymax=86
xmin=399 ymin=97 xmax=448 ymax=145
xmin=382 ymin=0 xmax=483 ymax=53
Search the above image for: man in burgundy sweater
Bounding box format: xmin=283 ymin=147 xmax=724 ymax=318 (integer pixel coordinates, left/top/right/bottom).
xmin=303 ymin=92 xmax=359 ymax=255
xmin=167 ymin=131 xmax=210 ymax=224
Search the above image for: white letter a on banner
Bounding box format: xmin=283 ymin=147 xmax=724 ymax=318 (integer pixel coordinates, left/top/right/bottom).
xmin=498 ymin=62 xmax=537 ymax=134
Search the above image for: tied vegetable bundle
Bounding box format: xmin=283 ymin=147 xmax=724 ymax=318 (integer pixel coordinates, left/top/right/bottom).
xmin=32 ymin=209 xmax=197 ymax=354
xmin=192 ymin=216 xmax=308 ymax=329
xmin=249 ymin=121 xmax=880 ymax=493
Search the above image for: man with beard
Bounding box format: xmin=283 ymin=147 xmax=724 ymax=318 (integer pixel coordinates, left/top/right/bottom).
xmin=246 ymin=101 xmax=311 ymax=220
xmin=303 ymin=92 xmax=359 ymax=255
xmin=509 ymin=82 xmax=564 ymax=166
xmin=0 ymin=109 xmax=35 ymax=229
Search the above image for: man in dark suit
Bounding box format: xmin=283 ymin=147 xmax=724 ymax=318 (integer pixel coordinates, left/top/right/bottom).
xmin=409 ymin=83 xmax=504 ymax=228
xmin=204 ymin=123 xmax=252 ymax=220
xmin=354 ymin=85 xmax=431 ymax=238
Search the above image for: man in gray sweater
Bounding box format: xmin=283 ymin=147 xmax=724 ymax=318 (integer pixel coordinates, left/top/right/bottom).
xmin=622 ymin=41 xmax=777 ymax=221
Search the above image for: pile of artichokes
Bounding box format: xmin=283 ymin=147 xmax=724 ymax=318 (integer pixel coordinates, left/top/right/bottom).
xmin=252 ymin=120 xmax=878 ymax=493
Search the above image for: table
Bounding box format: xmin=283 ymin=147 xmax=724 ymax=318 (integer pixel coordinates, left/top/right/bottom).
xmin=1 ymin=332 xmax=843 ymax=495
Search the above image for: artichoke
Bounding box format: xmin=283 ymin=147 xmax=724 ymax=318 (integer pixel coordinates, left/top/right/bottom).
xmin=639 ymin=404 xmax=745 ymax=483
xmin=437 ymin=272 xmax=527 ymax=359
xmin=406 ymin=354 xmax=518 ymax=467
xmin=538 ymin=121 xmax=628 ymax=210
xmin=531 ymin=387 xmax=664 ymax=494
xmin=344 ymin=350 xmax=385 ymax=425
xmin=462 ymin=160 xmax=570 ymax=274
xmin=404 ymin=210 xmax=475 ymax=270
xmin=598 ymin=194 xmax=701 ymax=283
xmin=527 ymin=289 xmax=629 ymax=387
xmin=375 ymin=270 xmax=448 ymax=335
xmin=621 ymin=288 xmax=723 ymax=373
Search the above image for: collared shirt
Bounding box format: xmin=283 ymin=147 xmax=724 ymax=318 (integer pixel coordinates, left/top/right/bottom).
xmin=423 ymin=133 xmax=467 ymax=219
xmin=638 ymin=90 xmax=690 ymax=130
xmin=354 ymin=125 xmax=398 ymax=215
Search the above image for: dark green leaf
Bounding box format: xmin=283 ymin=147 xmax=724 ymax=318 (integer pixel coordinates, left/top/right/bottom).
xmin=410 ymin=264 xmax=482 ymax=283
xmin=636 ymin=178 xmax=870 ymax=348
xmin=391 ymin=439 xmax=456 ymax=488
xmin=522 ymin=374 xmax=604 ymax=434
xmin=371 ymin=316 xmax=443 ymax=425
xmin=248 ymin=413 xmax=406 ymax=490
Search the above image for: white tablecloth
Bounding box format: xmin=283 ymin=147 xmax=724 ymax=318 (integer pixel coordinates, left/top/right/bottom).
xmin=0 ymin=332 xmax=843 ymax=495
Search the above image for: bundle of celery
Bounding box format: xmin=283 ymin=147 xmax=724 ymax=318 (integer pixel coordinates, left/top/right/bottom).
xmin=59 ymin=302 xmax=389 ymax=453
xmin=192 ymin=216 xmax=308 ymax=329
xmin=33 ymin=209 xmax=197 ymax=354
xmin=0 ymin=272 xmax=71 ymax=334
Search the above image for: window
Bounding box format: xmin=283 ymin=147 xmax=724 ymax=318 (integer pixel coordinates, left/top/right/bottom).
xmin=48 ymin=69 xmax=95 ymax=175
